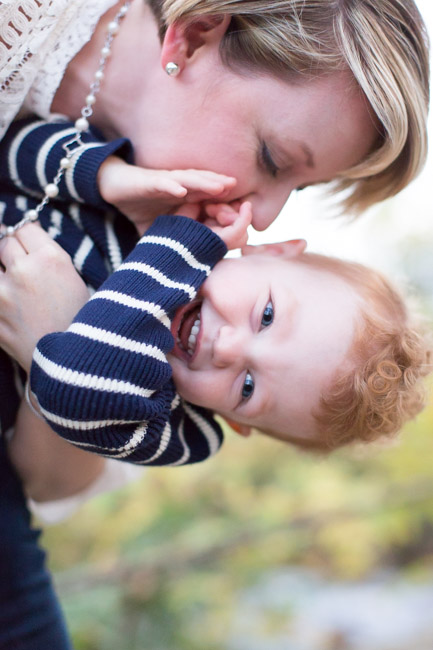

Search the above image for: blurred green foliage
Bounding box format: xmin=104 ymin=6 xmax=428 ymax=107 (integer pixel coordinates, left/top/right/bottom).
xmin=41 ymin=388 xmax=433 ymax=649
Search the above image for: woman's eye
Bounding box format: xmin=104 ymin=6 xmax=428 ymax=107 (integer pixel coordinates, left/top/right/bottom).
xmin=260 ymin=142 xmax=279 ymax=178
xmin=261 ymin=301 xmax=274 ymax=328
xmin=242 ymin=372 xmax=255 ymax=400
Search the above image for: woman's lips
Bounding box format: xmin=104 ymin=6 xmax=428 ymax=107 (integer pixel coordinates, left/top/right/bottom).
xmin=170 ymin=299 xmax=202 ymax=362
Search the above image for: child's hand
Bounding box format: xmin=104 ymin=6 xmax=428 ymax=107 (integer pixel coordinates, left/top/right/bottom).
xmin=0 ymin=225 xmax=90 ymax=372
xmin=97 ymin=156 xmax=237 ymax=236
xmin=176 ymin=201 xmax=252 ymax=250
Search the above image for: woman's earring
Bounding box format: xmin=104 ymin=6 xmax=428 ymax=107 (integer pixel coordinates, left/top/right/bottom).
xmin=165 ymin=62 xmax=180 ymax=77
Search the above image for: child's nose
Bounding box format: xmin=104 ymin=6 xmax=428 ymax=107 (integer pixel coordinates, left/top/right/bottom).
xmin=212 ymin=325 xmax=245 ymax=368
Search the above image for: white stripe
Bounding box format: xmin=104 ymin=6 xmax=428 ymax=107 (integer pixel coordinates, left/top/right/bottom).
xmin=58 ymin=423 xmax=149 ymax=458
xmin=73 ymin=236 xmax=94 ymax=273
xmin=69 ymin=203 xmax=83 ymax=230
xmin=33 ymin=347 xmax=154 ymax=398
xmin=138 ymin=421 xmax=172 ymax=463
xmin=38 ymin=405 xmax=140 ymax=432
xmin=65 ymin=143 xmax=104 ymax=202
xmin=15 ymin=195 xmax=28 ymax=212
xmin=36 ymin=127 xmax=77 ymax=187
xmin=47 ymin=208 xmax=63 ymax=239
xmin=138 ymin=235 xmax=211 ymax=274
xmin=168 ymin=419 xmax=191 ymax=466
xmin=121 ymin=261 xmax=196 ymax=299
xmin=183 ymin=402 xmax=221 ymax=457
xmin=108 ymin=423 xmax=148 ymax=458
xmin=105 ymin=213 xmax=123 ymax=271
xmin=68 ymin=322 xmax=167 ymax=362
xmin=89 ymin=290 xmax=170 ymax=328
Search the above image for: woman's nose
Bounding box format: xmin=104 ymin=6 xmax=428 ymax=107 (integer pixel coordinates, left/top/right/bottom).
xmin=249 ymin=188 xmax=293 ymax=231
xmin=212 ymin=325 xmax=245 ymax=368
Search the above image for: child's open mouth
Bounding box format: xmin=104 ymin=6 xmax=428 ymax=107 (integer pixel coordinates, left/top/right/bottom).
xmin=171 ymin=299 xmax=202 ymax=360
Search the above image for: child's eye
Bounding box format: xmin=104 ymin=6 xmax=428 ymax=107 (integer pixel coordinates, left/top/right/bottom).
xmin=261 ymin=301 xmax=274 ymax=328
xmin=242 ymin=372 xmax=255 ymax=401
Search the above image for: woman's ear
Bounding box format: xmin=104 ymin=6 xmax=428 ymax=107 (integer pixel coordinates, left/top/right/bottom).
xmin=241 ymin=239 xmax=307 ymax=259
xmin=161 ymin=15 xmax=231 ymax=73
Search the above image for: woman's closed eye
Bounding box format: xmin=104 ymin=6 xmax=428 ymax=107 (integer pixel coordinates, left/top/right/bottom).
xmin=260 ymin=142 xmax=279 ymax=178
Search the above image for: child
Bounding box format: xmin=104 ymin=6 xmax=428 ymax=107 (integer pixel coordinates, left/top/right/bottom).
xmin=0 ymin=116 xmax=430 ymax=465
xmin=1 ymin=209 xmax=431 ymax=468
xmin=0 ymin=206 xmax=430 ymax=470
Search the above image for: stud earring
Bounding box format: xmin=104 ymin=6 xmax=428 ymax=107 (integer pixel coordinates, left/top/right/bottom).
xmin=165 ymin=61 xmax=180 ymax=77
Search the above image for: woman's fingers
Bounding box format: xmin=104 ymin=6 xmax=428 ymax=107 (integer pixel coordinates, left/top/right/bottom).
xmin=0 ymin=234 xmax=27 ymax=268
xmin=12 ymin=222 xmax=51 ymax=252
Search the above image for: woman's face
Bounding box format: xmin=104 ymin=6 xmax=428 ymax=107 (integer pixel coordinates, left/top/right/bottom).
xmin=85 ymin=5 xmax=379 ymax=230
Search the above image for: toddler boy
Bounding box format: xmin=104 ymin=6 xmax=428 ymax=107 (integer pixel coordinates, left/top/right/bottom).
xmin=0 ymin=117 xmax=430 ymax=470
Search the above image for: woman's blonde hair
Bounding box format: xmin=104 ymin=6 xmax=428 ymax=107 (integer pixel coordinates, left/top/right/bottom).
xmin=147 ymin=0 xmax=430 ymax=214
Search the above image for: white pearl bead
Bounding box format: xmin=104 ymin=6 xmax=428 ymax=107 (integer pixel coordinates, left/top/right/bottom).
xmin=107 ymin=21 xmax=119 ymax=35
xmin=86 ymin=94 xmax=96 ymax=105
xmin=75 ymin=117 xmax=89 ymax=132
xmin=118 ymin=5 xmax=128 ymax=16
xmin=45 ymin=183 xmax=59 ymax=198
xmin=25 ymin=209 xmax=38 ymax=221
xmin=101 ymin=47 xmax=111 ymax=58
xmin=60 ymin=157 xmax=71 ymax=169
xmin=6 ymin=226 xmax=15 ymax=234
xmin=94 ymin=70 xmax=104 ymax=81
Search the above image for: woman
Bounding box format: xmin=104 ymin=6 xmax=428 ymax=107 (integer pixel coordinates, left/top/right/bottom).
xmin=0 ymin=1 xmax=429 ymax=647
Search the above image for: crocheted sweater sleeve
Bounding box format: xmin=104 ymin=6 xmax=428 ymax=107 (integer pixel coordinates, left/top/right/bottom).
xmin=29 ymin=214 xmax=227 ymax=466
xmin=0 ymin=116 xmax=133 ymax=208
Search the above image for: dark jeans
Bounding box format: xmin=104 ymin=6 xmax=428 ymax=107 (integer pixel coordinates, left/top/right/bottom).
xmin=0 ymin=437 xmax=73 ymax=649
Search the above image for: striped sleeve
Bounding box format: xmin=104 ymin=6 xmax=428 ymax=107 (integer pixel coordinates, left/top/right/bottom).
xmin=0 ymin=116 xmax=133 ymax=208
xmin=29 ymin=215 xmax=227 ymax=465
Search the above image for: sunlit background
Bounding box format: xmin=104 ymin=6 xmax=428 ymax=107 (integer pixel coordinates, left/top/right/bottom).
xmin=45 ymin=3 xmax=433 ymax=649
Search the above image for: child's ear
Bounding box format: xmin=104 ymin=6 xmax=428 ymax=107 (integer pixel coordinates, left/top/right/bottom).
xmin=220 ymin=417 xmax=252 ymax=437
xmin=161 ymin=15 xmax=231 ymax=73
xmin=241 ymin=239 xmax=307 ymax=259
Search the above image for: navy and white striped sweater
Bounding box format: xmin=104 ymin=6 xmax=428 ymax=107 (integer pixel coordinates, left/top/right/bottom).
xmin=0 ymin=117 xmax=226 ymax=465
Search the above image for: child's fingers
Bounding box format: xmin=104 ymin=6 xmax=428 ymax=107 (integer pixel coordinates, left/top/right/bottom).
xmin=150 ymin=176 xmax=188 ymax=198
xmin=203 ymin=203 xmax=237 ymax=226
xmin=173 ymin=203 xmax=202 ymax=220
xmin=223 ymin=201 xmax=252 ymax=249
xmin=169 ymin=170 xmax=237 ymax=196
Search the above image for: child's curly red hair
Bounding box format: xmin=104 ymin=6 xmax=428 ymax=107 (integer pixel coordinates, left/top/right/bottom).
xmin=285 ymin=254 xmax=431 ymax=452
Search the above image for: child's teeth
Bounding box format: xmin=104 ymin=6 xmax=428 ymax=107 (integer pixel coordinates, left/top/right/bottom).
xmin=188 ymin=333 xmax=196 ymax=348
xmin=187 ymin=316 xmax=201 ymax=355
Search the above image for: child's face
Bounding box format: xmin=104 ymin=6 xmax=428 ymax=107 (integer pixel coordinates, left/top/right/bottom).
xmin=169 ymin=248 xmax=360 ymax=444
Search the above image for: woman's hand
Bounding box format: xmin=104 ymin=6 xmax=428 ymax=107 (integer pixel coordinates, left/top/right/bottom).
xmin=97 ymin=155 xmax=237 ymax=236
xmin=175 ymin=200 xmax=252 ymax=250
xmin=0 ymin=224 xmax=90 ymax=372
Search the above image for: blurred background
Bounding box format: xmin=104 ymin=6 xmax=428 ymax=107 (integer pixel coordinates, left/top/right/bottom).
xmin=44 ymin=2 xmax=433 ymax=648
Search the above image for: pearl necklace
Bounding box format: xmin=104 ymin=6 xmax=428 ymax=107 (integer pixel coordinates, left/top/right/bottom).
xmin=0 ymin=1 xmax=131 ymax=239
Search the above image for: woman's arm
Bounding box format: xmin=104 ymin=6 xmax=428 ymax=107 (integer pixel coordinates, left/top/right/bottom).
xmin=9 ymin=400 xmax=105 ymax=503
